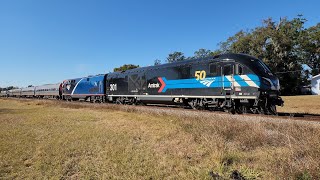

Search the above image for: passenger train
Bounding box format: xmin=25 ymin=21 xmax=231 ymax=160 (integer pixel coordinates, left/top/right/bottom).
xmin=0 ymin=53 xmax=284 ymax=114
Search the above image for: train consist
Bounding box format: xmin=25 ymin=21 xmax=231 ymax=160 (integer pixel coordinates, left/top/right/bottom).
xmin=0 ymin=53 xmax=284 ymax=114
xmin=1 ymin=83 xmax=61 ymax=99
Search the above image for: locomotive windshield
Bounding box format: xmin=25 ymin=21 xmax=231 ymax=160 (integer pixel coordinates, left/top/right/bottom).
xmin=251 ymin=59 xmax=273 ymax=76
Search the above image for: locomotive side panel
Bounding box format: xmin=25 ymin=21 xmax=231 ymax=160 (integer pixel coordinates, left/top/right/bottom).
xmin=106 ymin=73 xmax=128 ymax=96
xmin=105 ymin=56 xmax=264 ymax=105
xmin=143 ymin=60 xmax=261 ymax=99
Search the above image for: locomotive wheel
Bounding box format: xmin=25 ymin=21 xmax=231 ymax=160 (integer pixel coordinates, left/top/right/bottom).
xmin=236 ymin=105 xmax=247 ymax=114
xmin=258 ymin=107 xmax=265 ymax=114
xmin=267 ymin=105 xmax=277 ymax=115
xmin=229 ymin=108 xmax=236 ymax=114
xmin=188 ymin=99 xmax=198 ymax=110
xmin=90 ymin=96 xmax=94 ymax=103
xmin=99 ymin=97 xmax=103 ymax=103
xmin=250 ymin=108 xmax=260 ymax=114
xmin=115 ymin=98 xmax=123 ymax=105
xmin=188 ymin=99 xmax=205 ymax=110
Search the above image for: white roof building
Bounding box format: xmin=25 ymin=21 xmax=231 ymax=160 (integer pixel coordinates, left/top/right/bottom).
xmin=311 ymin=74 xmax=320 ymax=95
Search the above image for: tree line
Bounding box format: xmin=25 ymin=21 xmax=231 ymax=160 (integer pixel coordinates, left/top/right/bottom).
xmin=114 ymin=16 xmax=319 ymax=95
xmin=2 ymin=16 xmax=318 ymax=95
xmin=0 ymin=86 xmax=18 ymax=91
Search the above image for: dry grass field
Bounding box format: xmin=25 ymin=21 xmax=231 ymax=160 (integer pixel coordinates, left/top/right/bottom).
xmin=0 ymin=98 xmax=320 ymax=179
xmin=278 ymin=95 xmax=320 ymax=115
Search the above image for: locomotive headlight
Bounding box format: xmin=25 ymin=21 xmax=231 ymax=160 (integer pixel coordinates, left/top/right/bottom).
xmin=261 ymin=78 xmax=271 ymax=87
xmin=262 ymin=77 xmax=279 ymax=90
xmin=274 ymin=79 xmax=280 ymax=90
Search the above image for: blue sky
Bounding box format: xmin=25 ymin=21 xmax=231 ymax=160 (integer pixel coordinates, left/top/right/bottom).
xmin=0 ymin=0 xmax=319 ymax=87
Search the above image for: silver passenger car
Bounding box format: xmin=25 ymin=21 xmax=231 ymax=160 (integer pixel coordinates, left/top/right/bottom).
xmin=35 ymin=83 xmax=61 ymax=99
xmin=11 ymin=89 xmax=22 ymax=97
xmin=7 ymin=90 xmax=13 ymax=97
xmin=21 ymin=87 xmax=35 ymax=97
xmin=0 ymin=90 xmax=7 ymax=97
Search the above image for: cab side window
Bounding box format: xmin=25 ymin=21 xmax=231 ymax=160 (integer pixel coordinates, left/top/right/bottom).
xmin=223 ymin=64 xmax=232 ymax=75
xmin=209 ymin=63 xmax=218 ymax=76
xmin=235 ymin=64 xmax=243 ymax=75
xmin=180 ymin=65 xmax=191 ymax=79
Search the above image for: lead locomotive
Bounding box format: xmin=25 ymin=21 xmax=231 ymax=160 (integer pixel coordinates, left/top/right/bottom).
xmin=105 ymin=53 xmax=283 ymax=114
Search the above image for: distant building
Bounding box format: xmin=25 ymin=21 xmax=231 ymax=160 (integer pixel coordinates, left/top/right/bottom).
xmin=311 ymin=74 xmax=320 ymax=95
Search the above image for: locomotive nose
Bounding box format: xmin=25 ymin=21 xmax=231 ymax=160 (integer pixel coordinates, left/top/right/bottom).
xmin=272 ymin=77 xmax=280 ymax=90
xmin=261 ymin=76 xmax=280 ymax=90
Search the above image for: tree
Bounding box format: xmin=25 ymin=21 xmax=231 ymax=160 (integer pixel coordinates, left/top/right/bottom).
xmin=210 ymin=50 xmax=222 ymax=57
xmin=6 ymin=86 xmax=15 ymax=90
xmin=219 ymin=30 xmax=252 ymax=54
xmin=194 ymin=48 xmax=212 ymax=59
xmin=166 ymin=51 xmax=185 ymax=63
xmin=185 ymin=56 xmax=196 ymax=60
xmin=113 ymin=64 xmax=139 ymax=72
xmin=300 ymin=23 xmax=320 ymax=75
xmin=217 ymin=16 xmax=310 ymax=95
xmin=154 ymin=59 xmax=161 ymax=66
xmin=260 ymin=17 xmax=308 ymax=94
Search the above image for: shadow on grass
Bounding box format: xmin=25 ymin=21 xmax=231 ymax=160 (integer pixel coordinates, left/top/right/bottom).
xmin=0 ymin=108 xmax=18 ymax=115
xmin=278 ymin=112 xmax=320 ymax=118
xmin=0 ymin=108 xmax=38 ymax=115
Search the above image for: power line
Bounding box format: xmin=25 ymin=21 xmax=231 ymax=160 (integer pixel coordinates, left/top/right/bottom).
xmin=275 ymin=70 xmax=306 ymax=74
xmin=275 ymin=67 xmax=319 ymax=74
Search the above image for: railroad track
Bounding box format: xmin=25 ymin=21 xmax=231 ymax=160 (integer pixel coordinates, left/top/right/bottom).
xmin=143 ymin=102 xmax=320 ymax=121
xmin=277 ymin=112 xmax=320 ymax=121
xmin=2 ymin=97 xmax=320 ymax=122
xmin=148 ymin=103 xmax=320 ymax=122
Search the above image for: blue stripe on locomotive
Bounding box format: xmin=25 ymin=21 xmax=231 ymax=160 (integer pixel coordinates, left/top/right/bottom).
xmin=72 ymin=75 xmax=105 ymax=95
xmin=160 ymin=74 xmax=260 ymax=92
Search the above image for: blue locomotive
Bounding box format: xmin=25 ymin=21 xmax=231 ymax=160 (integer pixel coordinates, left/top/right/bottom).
xmin=61 ymin=74 xmax=105 ymax=102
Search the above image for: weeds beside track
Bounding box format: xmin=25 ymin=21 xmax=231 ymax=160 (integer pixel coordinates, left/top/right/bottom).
xmin=0 ymin=98 xmax=320 ymax=179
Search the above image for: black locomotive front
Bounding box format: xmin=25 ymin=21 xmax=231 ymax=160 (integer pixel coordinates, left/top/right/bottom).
xmin=238 ymin=55 xmax=284 ymax=114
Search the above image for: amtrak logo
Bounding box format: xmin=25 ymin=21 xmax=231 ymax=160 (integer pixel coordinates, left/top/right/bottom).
xmin=66 ymin=84 xmax=71 ymax=90
xmin=200 ymin=78 xmax=216 ymax=87
xmin=148 ymin=83 xmax=160 ymax=88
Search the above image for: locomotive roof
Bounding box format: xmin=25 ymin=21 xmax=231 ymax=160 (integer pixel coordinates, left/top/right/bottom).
xmin=65 ymin=74 xmax=106 ymax=81
xmin=115 ymin=53 xmax=259 ymax=74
